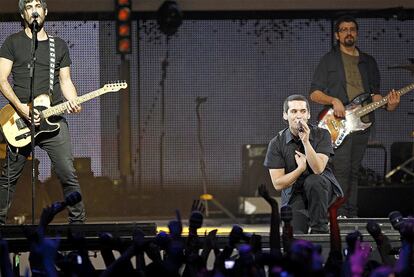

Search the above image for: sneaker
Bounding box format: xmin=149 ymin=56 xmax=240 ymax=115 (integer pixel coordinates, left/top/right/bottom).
xmin=337 ymin=215 xmax=348 ymax=219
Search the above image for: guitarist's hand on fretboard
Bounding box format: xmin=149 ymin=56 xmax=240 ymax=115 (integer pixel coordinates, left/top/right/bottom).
xmin=65 ymin=99 xmax=82 ymax=114
xmin=385 ymin=89 xmax=400 ymax=111
xmin=331 ymin=98 xmax=346 ymax=118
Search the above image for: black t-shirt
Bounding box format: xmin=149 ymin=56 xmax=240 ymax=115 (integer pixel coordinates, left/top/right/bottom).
xmin=264 ymin=124 xmax=343 ymax=205
xmin=264 ymin=125 xmax=333 ymax=174
xmin=0 ymin=30 xmax=71 ymax=105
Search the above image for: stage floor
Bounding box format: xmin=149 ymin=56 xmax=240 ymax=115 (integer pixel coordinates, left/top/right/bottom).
xmin=0 ymin=217 xmax=401 ymax=252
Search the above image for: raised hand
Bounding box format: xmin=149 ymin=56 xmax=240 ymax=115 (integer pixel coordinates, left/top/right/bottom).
xmin=191 ymin=199 xmax=205 ymax=213
xmin=297 ymin=120 xmax=310 ymax=143
xmin=328 ymin=196 xmax=346 ymax=216
xmin=258 ymin=184 xmax=277 ymax=208
xmin=39 ymin=205 xmax=56 ymax=229
xmin=168 ymin=209 xmax=183 ymax=239
xmin=189 ymin=200 xmax=204 ymax=234
xmin=0 ymin=238 xmax=13 ymax=277
xmin=349 ymin=240 xmax=372 ymax=277
xmin=229 ymin=225 xmax=244 ymax=247
xmin=132 ymin=228 xmax=146 ymax=253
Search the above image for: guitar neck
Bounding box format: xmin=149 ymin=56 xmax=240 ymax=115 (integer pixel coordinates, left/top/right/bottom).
xmin=42 ymin=88 xmax=107 ymax=118
xmin=356 ymin=83 xmax=414 ymax=117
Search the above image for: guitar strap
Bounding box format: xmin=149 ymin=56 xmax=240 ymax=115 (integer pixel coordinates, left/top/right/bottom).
xmin=48 ymin=36 xmax=56 ymax=95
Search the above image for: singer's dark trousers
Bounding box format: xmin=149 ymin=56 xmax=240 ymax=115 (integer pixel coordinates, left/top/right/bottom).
xmin=289 ymin=174 xmax=333 ymax=234
xmin=0 ymin=118 xmax=86 ymax=224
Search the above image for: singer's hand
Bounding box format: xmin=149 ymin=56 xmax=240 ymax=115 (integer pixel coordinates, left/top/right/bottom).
xmin=295 ymin=150 xmax=307 ymax=172
xmin=298 ymin=121 xmax=310 ymax=143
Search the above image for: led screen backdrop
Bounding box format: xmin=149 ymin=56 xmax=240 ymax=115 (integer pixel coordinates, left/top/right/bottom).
xmin=0 ymin=18 xmax=413 ymax=190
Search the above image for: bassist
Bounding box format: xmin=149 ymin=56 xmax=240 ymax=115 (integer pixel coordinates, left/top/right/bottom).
xmin=309 ymin=15 xmax=400 ymax=218
xmin=0 ymin=0 xmax=86 ymax=224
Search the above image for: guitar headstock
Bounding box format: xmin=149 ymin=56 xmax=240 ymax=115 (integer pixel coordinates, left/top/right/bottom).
xmin=103 ymin=81 xmax=128 ymax=92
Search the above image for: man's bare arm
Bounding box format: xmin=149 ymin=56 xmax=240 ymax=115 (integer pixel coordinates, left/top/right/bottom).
xmin=59 ymin=66 xmax=81 ymax=113
xmin=0 ymin=57 xmax=34 ymax=121
xmin=310 ymin=90 xmax=345 ymax=118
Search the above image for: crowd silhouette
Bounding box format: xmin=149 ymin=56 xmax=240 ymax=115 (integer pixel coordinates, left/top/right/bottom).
xmin=0 ymin=184 xmax=413 ymax=276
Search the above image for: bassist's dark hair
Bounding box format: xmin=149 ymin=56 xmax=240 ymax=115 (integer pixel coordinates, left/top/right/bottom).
xmin=334 ymin=15 xmax=359 ymax=33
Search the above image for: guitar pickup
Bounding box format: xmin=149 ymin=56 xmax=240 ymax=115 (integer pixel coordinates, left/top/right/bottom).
xmin=15 ymin=118 xmax=28 ymax=130
xmin=15 ymin=132 xmax=31 ymax=141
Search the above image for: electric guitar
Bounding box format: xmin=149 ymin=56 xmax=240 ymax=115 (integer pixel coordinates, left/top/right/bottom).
xmin=318 ymin=82 xmax=414 ymax=148
xmin=0 ymin=81 xmax=128 ymax=148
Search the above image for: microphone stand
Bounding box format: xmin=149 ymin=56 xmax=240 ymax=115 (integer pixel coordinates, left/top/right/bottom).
xmin=29 ymin=20 xmax=39 ymax=224
xmin=196 ymin=97 xmax=238 ymax=222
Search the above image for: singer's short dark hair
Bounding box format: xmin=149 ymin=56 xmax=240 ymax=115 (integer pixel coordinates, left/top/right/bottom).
xmin=19 ymin=0 xmax=47 ymax=14
xmin=283 ymin=94 xmax=310 ymax=113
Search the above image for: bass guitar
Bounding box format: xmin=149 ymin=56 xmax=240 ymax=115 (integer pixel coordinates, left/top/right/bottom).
xmin=318 ymin=83 xmax=414 ymax=148
xmin=0 ymin=81 xmax=127 ymax=148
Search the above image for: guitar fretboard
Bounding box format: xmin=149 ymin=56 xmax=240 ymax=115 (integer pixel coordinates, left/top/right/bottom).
xmin=41 ymin=88 xmax=106 ymax=118
xmin=355 ymin=83 xmax=414 ymax=117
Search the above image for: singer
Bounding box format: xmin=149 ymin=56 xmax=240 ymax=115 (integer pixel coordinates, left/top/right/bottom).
xmin=264 ymin=94 xmax=343 ymax=234
xmin=0 ymin=0 xmax=86 ymax=224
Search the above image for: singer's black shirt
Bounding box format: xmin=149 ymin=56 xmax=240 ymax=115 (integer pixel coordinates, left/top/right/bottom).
xmin=264 ymin=124 xmax=343 ymax=206
xmin=0 ymin=30 xmax=71 ymax=105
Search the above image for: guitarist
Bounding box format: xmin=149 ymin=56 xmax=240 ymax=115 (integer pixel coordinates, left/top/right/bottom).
xmin=309 ymin=15 xmax=400 ymax=218
xmin=0 ymin=0 xmax=86 ymax=224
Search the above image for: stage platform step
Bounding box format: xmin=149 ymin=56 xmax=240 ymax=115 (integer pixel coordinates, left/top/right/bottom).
xmin=0 ymin=222 xmax=157 ymax=252
xmin=0 ymin=217 xmax=400 ymax=253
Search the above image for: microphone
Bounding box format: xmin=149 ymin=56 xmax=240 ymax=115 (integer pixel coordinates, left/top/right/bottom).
xmin=31 ymin=11 xmax=40 ymax=18
xmin=389 ymin=211 xmax=404 ymax=231
xmin=298 ymin=121 xmax=304 ymax=133
xmin=366 ymin=220 xmax=381 ymax=239
xmin=51 ymin=191 xmax=82 ymax=215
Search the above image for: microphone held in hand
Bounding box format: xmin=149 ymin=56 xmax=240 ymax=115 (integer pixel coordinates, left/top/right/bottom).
xmin=389 ymin=211 xmax=404 ymax=231
xmin=366 ymin=220 xmax=382 ymax=239
xmin=32 ymin=11 xmax=40 ymax=18
xmin=298 ymin=121 xmax=304 ymax=133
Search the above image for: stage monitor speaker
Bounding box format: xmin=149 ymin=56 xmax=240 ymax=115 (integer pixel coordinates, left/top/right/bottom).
xmin=238 ymin=196 xmax=281 ymax=216
xmin=390 ymin=142 xmax=413 ymax=184
xmin=358 ymin=186 xmax=414 ymax=217
xmin=240 ymin=144 xmax=276 ymax=197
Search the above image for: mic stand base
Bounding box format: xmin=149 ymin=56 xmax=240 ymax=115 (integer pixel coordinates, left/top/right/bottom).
xmin=200 ymin=194 xmax=239 ymax=224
